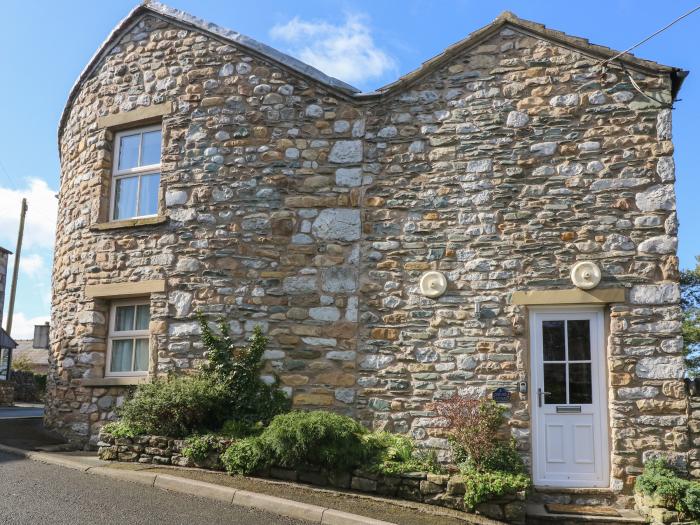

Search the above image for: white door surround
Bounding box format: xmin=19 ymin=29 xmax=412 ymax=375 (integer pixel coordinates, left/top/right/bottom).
xmin=530 ymin=307 xmax=609 ymax=488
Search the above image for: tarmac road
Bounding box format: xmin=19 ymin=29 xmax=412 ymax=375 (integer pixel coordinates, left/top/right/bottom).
xmin=0 ymin=450 xmax=308 ymax=525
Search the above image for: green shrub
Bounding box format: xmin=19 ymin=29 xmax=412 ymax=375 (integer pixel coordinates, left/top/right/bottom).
xmin=260 ymin=411 xmax=367 ymax=471
xmin=221 ymin=436 xmax=267 ymax=475
xmin=101 ymin=420 xmax=143 ymax=439
xmin=219 ymin=419 xmax=264 ymax=439
xmin=635 ymin=458 xmax=700 ymax=519
xmin=363 ymin=431 xmax=444 ymax=475
xmin=182 ymin=434 xmax=224 ymax=463
xmin=117 ymin=375 xmax=228 ymax=437
xmin=466 ymin=440 xmax=525 ymax=474
xmin=462 ymin=467 xmax=530 ymax=510
xmin=199 ymin=317 xmax=290 ymax=425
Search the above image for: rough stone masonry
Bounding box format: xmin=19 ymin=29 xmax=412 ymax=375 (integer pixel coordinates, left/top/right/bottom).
xmin=48 ymin=2 xmax=689 ymax=504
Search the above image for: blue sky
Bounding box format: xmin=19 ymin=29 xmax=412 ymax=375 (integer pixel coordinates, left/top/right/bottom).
xmin=0 ymin=0 xmax=698 ymax=338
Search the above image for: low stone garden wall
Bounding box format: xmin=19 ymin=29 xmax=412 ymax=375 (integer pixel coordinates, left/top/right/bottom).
xmin=97 ymin=432 xmax=526 ymax=523
xmin=0 ymin=380 xmax=14 ymax=406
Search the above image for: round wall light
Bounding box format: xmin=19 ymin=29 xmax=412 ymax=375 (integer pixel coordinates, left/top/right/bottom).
xmin=419 ymin=271 xmax=448 ymax=298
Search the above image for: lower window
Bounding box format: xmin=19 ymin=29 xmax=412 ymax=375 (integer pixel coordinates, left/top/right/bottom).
xmin=107 ymin=300 xmax=150 ymax=376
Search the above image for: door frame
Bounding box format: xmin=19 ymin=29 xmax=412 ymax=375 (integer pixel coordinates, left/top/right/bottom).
xmin=529 ymin=305 xmax=610 ymax=488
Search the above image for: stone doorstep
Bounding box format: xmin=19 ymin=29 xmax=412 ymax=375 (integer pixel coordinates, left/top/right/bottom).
xmin=526 ymin=504 xmax=646 ymax=524
xmin=0 ymin=444 xmax=509 ymax=525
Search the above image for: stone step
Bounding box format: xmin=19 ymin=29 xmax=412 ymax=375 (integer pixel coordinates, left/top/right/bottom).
xmin=526 ymin=503 xmax=646 ymax=525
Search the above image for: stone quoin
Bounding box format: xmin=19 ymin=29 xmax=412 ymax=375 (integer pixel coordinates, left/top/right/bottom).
xmin=48 ymin=1 xmax=691 ymax=506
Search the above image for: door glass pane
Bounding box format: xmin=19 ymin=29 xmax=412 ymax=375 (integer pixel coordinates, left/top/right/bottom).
xmin=111 ymin=339 xmax=133 ymax=372
xmin=137 ymin=173 xmax=160 ymax=216
xmin=135 ymin=305 xmax=150 ymax=330
xmin=544 ymin=363 xmax=567 ymax=404
xmin=114 ymin=176 xmax=138 ymax=219
xmin=568 ymin=320 xmax=591 ymax=361
xmin=569 ymin=363 xmax=593 ymax=403
xmin=141 ymin=130 xmax=162 ymax=166
xmin=118 ymin=133 xmax=140 ymax=170
xmin=114 ymin=306 xmax=135 ymax=332
xmin=133 ymin=339 xmax=149 ymax=371
xmin=542 ymin=321 xmax=565 ymax=361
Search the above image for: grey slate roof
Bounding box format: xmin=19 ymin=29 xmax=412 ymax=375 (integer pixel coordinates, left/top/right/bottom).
xmin=0 ymin=328 xmax=17 ymax=350
xmin=58 ymin=2 xmax=688 ymax=141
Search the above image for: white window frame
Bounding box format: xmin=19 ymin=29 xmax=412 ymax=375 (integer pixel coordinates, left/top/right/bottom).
xmin=110 ymin=125 xmax=162 ymax=221
xmin=106 ymin=299 xmax=151 ymax=377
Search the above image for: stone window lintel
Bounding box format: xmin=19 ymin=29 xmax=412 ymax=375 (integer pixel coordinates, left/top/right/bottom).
xmin=86 ymin=280 xmax=166 ymax=299
xmin=96 ymin=102 xmax=174 ymax=131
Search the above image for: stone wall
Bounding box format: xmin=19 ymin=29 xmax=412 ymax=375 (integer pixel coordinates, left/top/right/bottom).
xmin=97 ymin=431 xmax=526 ymax=523
xmin=0 ymin=380 xmax=14 ymax=406
xmin=49 ymin=7 xmax=685 ymax=502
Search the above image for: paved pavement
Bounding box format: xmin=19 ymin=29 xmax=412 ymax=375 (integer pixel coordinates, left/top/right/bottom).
xmin=0 ymin=450 xmax=307 ymax=525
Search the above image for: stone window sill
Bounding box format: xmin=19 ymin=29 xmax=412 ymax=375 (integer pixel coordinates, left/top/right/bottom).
xmin=91 ymin=216 xmax=167 ymax=231
xmin=80 ymin=376 xmax=149 ymax=387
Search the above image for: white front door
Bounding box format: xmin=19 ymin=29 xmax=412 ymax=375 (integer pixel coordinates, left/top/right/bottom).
xmin=530 ymin=308 xmax=609 ymax=488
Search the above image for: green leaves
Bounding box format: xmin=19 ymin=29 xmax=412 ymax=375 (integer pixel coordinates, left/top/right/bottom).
xmin=681 ymin=256 xmax=700 ymax=377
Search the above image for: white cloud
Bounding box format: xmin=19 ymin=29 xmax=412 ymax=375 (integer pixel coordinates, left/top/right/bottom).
xmin=5 ymin=312 xmax=49 ymax=340
xmin=0 ymin=178 xmax=57 ymax=251
xmin=19 ymin=253 xmax=45 ymax=278
xmin=270 ymin=13 xmax=396 ymax=85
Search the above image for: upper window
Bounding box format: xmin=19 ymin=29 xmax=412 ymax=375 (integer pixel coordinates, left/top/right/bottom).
xmin=107 ymin=301 xmax=150 ymax=376
xmin=111 ymin=126 xmax=162 ymax=221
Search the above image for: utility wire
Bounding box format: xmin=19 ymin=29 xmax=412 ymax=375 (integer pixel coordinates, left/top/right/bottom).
xmin=601 ymin=4 xmax=700 ymax=66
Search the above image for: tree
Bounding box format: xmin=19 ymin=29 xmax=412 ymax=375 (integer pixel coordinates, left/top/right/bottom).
xmin=681 ymin=256 xmax=700 ymax=377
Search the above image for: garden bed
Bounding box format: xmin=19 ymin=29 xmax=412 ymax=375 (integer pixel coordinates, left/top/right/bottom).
xmin=97 ymin=431 xmax=526 ymax=523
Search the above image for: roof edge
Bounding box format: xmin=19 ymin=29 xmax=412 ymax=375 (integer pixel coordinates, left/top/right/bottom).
xmin=57 ymin=1 xmax=360 ymax=144
xmin=369 ymin=11 xmax=687 ymax=99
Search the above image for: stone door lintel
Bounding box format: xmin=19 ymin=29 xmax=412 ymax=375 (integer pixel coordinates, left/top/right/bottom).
xmin=511 ymin=287 xmax=625 ymax=305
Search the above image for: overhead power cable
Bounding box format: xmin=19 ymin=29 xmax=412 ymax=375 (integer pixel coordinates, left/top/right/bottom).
xmin=600 ymin=4 xmax=700 ymax=66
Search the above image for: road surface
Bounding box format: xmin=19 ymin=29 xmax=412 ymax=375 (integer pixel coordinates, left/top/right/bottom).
xmin=0 ymin=451 xmax=307 ymax=525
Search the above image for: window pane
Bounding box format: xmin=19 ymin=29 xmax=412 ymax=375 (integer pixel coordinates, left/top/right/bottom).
xmin=138 ymin=173 xmax=160 ymax=216
xmin=544 ymin=363 xmax=567 ymax=404
xmin=114 ymin=306 xmax=135 ymax=332
xmin=111 ymin=339 xmax=133 ymax=372
xmin=141 ymin=130 xmax=162 ymax=166
xmin=542 ymin=321 xmax=565 ymax=361
xmin=114 ymin=176 xmax=139 ymax=220
xmin=568 ymin=320 xmax=591 ymax=361
xmin=133 ymin=339 xmax=149 ymax=372
xmin=135 ymin=305 xmax=150 ymax=331
xmin=569 ymin=363 xmax=593 ymax=404
xmin=118 ymin=133 xmax=140 ymax=170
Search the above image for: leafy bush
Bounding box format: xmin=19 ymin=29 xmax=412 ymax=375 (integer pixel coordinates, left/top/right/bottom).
xmin=114 ymin=316 xmax=289 ymax=438
xmin=118 ymin=375 xmax=228 ymax=437
xmin=462 ymin=467 xmax=530 ymax=510
xmin=221 ymin=436 xmax=268 ymax=475
xmin=430 ymin=395 xmax=506 ymax=467
xmin=101 ymin=420 xmax=143 ymax=438
xmin=363 ymin=431 xmax=444 ymax=475
xmin=635 ymin=458 xmax=700 ymax=519
xmin=219 ymin=419 xmax=264 ymax=439
xmin=182 ymin=434 xmax=224 ymax=463
xmin=259 ymin=411 xmax=368 ymax=471
xmin=199 ymin=317 xmax=290 ymax=425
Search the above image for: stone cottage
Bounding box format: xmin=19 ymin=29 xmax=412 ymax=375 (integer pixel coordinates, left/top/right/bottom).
xmin=49 ymin=1 xmax=689 ymax=504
